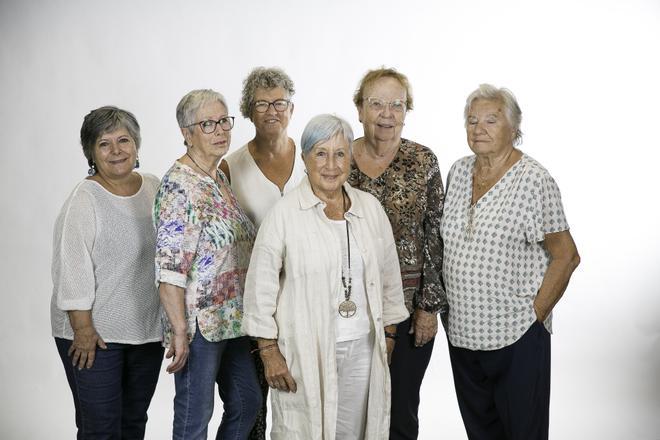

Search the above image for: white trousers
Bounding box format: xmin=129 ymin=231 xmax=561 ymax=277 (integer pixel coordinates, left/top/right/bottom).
xmin=335 ymin=332 xmax=374 ymax=440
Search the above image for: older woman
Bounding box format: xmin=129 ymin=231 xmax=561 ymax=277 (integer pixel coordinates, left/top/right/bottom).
xmin=154 ymin=89 xmax=261 ymax=439
xmin=242 ymin=114 xmax=409 ymax=439
xmin=441 ymin=84 xmax=580 ymax=439
xmin=220 ymin=67 xmax=304 ymax=439
xmin=221 ymin=66 xmax=304 ymax=227
xmin=51 ymin=106 xmax=163 ymax=438
xmin=349 ymin=67 xmax=445 ymax=439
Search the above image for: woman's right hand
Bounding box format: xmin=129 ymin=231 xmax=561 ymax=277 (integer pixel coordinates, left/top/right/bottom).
xmin=165 ymin=331 xmax=190 ymax=374
xmin=260 ymin=346 xmax=297 ymax=393
xmin=68 ymin=325 xmax=107 ymax=369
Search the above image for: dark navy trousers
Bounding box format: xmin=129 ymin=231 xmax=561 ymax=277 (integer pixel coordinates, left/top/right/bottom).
xmin=448 ymin=321 xmax=551 ymax=440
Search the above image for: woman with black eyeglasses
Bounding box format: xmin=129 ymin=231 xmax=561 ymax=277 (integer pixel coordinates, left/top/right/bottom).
xmin=155 ymin=89 xmax=261 ymax=439
xmin=220 ymin=67 xmax=304 ymax=440
xmin=220 ymin=66 xmax=304 ymax=228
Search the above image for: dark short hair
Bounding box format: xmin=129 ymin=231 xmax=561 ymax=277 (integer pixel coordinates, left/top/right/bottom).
xmin=80 ymin=106 xmax=141 ymax=167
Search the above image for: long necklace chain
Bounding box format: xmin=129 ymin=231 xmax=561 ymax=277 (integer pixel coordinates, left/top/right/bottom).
xmin=186 ymin=152 xmax=221 ymax=187
xmin=338 ymin=188 xmax=357 ymax=318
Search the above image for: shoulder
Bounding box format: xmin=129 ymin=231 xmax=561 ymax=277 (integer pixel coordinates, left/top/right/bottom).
xmin=520 ymin=154 xmax=558 ymax=185
xmin=224 ymin=143 xmax=249 ymax=167
xmin=140 ymin=172 xmax=160 ymax=191
xmin=401 ymin=138 xmax=438 ymax=164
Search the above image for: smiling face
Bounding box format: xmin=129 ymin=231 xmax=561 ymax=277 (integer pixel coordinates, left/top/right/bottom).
xmin=466 ymin=98 xmax=515 ymax=157
xmin=251 ymin=86 xmax=293 ymax=138
xmin=92 ymin=126 xmax=137 ymax=180
xmin=358 ymin=76 xmax=407 ymax=145
xmin=183 ymin=100 xmax=231 ymax=160
xmin=303 ymin=133 xmax=351 ymax=198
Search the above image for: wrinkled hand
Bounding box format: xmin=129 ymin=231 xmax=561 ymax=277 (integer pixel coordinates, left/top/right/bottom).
xmin=261 ymin=346 xmax=297 ymax=393
xmin=165 ymin=332 xmax=190 ymax=374
xmin=386 ymin=337 xmax=396 ymax=365
xmin=409 ymin=309 xmax=438 ymax=347
xmin=68 ymin=326 xmax=106 ymax=369
xmin=533 ymin=302 xmax=549 ymax=323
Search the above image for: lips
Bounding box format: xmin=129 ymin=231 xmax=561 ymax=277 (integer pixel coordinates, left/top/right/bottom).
xmin=108 ymin=158 xmax=128 ymax=165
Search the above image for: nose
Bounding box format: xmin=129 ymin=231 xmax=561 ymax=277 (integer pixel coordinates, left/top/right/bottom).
xmin=381 ymin=103 xmax=393 ymax=117
xmin=110 ymin=140 xmax=121 ymax=154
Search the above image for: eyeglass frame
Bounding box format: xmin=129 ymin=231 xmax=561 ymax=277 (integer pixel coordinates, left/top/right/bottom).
xmin=185 ymin=116 xmax=235 ymax=134
xmin=365 ymin=97 xmax=408 ymax=113
xmin=252 ymin=99 xmax=291 ymax=113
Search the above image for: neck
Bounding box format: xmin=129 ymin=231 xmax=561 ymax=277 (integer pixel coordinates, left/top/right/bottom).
xmin=475 ymin=147 xmax=516 ymax=170
xmin=361 ymin=137 xmax=400 ymax=159
xmin=93 ymin=171 xmax=138 ymax=196
xmin=253 ymin=131 xmax=290 ymax=156
xmin=184 ymin=149 xmax=221 ymax=177
xmin=311 ymin=184 xmax=344 ymax=207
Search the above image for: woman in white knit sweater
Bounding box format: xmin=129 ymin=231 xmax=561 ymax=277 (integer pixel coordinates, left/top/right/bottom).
xmin=50 ymin=106 xmax=163 ymax=439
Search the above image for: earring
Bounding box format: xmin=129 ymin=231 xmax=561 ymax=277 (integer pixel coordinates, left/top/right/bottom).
xmin=135 ymin=157 xmax=140 ymax=169
xmin=304 ymin=169 xmax=308 ymax=175
xmin=87 ymin=163 xmax=96 ymax=176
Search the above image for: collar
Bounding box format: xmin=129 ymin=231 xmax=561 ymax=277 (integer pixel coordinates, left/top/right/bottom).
xmin=298 ymin=176 xmax=365 ymax=218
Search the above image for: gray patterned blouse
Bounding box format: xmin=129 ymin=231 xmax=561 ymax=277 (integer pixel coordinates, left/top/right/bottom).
xmin=441 ymin=154 xmax=569 ymax=350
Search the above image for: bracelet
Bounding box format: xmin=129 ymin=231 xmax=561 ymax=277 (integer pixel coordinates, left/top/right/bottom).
xmin=250 ymin=343 xmax=278 ymax=354
xmin=384 ymin=331 xmax=398 ymax=340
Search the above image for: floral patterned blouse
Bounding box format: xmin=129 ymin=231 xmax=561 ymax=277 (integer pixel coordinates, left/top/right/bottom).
xmin=154 ymin=161 xmax=256 ymax=345
xmin=348 ymin=138 xmax=447 ymax=315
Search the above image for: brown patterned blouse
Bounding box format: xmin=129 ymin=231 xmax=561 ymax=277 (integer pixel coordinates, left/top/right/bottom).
xmin=348 ymin=138 xmax=447 ymax=315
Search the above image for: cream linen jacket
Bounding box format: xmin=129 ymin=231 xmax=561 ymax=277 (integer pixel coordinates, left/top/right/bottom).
xmin=242 ymin=176 xmax=409 ymax=440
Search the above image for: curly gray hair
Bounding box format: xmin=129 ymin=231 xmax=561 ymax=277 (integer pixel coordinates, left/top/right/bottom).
xmin=240 ymin=67 xmax=295 ymax=119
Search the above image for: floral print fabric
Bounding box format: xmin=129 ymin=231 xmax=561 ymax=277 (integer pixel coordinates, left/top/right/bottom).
xmin=348 ymin=138 xmax=447 ymax=314
xmin=154 ymin=161 xmax=256 ymax=345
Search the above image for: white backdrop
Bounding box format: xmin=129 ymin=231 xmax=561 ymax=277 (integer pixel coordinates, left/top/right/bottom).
xmin=1 ymin=0 xmax=659 ymax=439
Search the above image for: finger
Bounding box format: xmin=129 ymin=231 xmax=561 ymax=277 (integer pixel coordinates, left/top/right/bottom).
xmin=77 ymin=351 xmax=88 ymax=369
xmin=85 ymin=350 xmax=96 ymax=369
xmin=67 ymin=344 xmax=75 ymax=357
xmin=165 ymin=346 xmax=174 ymax=360
xmin=70 ymin=349 xmax=80 ymax=366
xmin=97 ymin=337 xmax=107 ymax=350
xmin=284 ymin=374 xmax=297 ymax=393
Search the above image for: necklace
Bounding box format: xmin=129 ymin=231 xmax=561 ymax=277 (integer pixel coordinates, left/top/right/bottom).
xmin=338 ymin=189 xmax=357 ymax=318
xmin=186 ymin=152 xmax=221 ymax=187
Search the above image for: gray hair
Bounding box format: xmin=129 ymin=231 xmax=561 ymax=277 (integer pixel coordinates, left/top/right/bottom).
xmin=464 ymin=84 xmax=523 ymax=146
xmin=240 ymin=67 xmax=295 ymax=119
xmin=176 ymin=89 xmax=228 ymax=146
xmin=80 ymin=106 xmax=141 ymax=168
xmin=301 ymin=114 xmax=354 ymax=156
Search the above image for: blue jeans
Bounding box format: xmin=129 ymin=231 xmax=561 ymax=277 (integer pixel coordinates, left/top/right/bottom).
xmin=173 ymin=327 xmax=261 ymax=440
xmin=55 ymin=338 xmax=164 ymax=440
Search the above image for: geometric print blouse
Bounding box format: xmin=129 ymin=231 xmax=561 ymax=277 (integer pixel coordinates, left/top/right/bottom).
xmin=440 ymin=154 xmax=569 ymax=350
xmin=154 ymin=161 xmax=256 ymax=346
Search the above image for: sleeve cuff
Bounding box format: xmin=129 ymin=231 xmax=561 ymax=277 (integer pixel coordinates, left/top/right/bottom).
xmin=157 ymin=269 xmax=188 ymax=288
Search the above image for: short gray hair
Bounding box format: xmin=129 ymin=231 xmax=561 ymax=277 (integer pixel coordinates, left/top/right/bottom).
xmin=240 ymin=67 xmax=295 ymax=119
xmin=176 ymin=89 xmax=228 ymax=146
xmin=80 ymin=106 xmax=141 ymax=168
xmin=464 ymin=84 xmax=523 ymax=146
xmin=301 ymin=114 xmax=354 ymax=156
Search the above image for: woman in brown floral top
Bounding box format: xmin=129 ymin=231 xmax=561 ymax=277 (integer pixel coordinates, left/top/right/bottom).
xmin=349 ymin=67 xmax=446 ymax=440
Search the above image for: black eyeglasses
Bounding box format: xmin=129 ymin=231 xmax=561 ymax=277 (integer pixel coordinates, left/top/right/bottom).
xmin=186 ymin=116 xmax=235 ymax=133
xmin=253 ymin=99 xmax=290 ymax=113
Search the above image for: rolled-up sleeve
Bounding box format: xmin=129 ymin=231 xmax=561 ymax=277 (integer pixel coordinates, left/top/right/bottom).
xmin=52 ymin=189 xmax=97 ymax=311
xmin=154 ymin=183 xmax=201 ymax=288
xmin=416 ymin=154 xmax=448 ymax=314
xmin=242 ymin=210 xmax=285 ymax=339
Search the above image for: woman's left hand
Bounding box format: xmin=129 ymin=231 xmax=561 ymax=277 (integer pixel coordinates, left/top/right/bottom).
xmin=410 ymin=309 xmax=438 ymax=347
xmin=386 ymin=337 xmax=396 ymax=365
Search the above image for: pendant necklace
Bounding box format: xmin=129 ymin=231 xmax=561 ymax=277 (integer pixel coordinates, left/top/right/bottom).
xmin=338 ymin=189 xmax=357 ymax=318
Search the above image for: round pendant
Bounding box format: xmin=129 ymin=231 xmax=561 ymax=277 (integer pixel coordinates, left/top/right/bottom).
xmin=338 ymin=300 xmax=357 ymax=318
